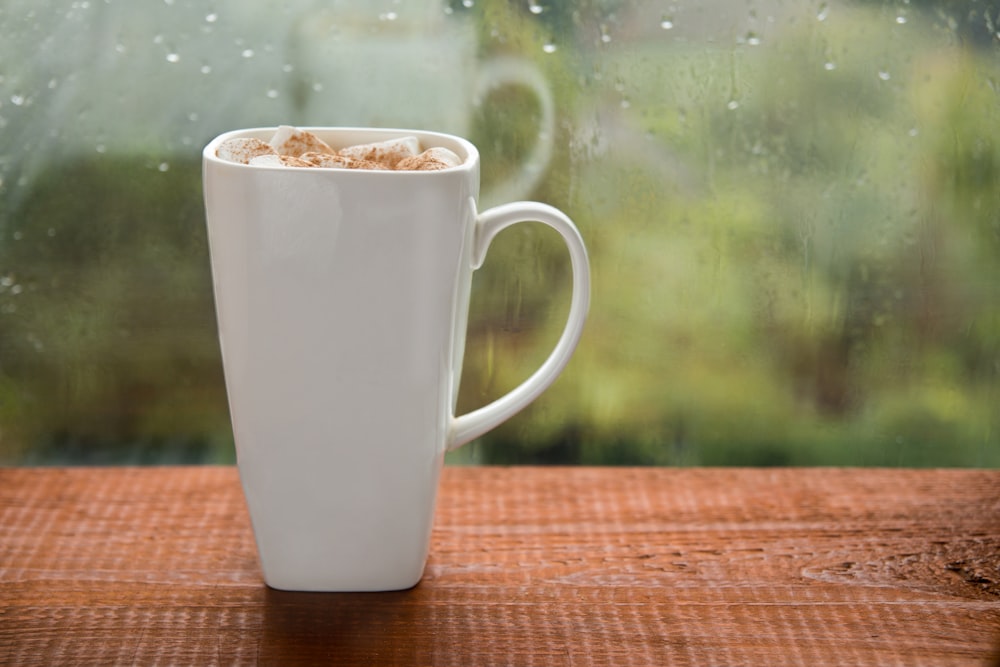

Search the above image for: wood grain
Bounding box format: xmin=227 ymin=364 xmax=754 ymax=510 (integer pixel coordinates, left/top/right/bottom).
xmin=1 ymin=466 xmax=998 ymax=666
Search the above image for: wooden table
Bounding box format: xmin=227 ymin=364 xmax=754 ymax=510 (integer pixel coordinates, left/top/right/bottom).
xmin=1 ymin=467 xmax=998 ymax=666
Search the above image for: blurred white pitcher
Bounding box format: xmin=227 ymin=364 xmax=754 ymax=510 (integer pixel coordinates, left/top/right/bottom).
xmin=202 ymin=127 xmax=589 ymax=591
xmin=289 ymin=4 xmax=555 ymax=206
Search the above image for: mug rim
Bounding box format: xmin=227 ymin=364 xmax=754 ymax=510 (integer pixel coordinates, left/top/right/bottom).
xmin=203 ymin=126 xmax=480 ymax=173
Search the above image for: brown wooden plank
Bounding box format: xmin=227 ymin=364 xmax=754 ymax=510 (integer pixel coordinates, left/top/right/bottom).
xmin=0 ymin=466 xmax=998 ymax=666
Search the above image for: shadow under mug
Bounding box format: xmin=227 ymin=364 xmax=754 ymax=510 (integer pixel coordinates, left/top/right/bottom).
xmin=202 ymin=127 xmax=589 ymax=591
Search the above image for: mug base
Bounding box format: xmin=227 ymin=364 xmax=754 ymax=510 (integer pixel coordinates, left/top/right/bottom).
xmin=260 ymin=568 xmax=426 ymax=593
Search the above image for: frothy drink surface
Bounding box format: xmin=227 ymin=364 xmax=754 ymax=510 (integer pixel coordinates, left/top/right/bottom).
xmin=215 ymin=126 xmax=463 ymax=171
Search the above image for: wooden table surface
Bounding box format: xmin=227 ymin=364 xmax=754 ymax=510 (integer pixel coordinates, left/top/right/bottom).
xmin=1 ymin=466 xmax=998 ymax=666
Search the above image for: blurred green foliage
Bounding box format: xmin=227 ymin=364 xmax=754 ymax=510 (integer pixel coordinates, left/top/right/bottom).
xmin=0 ymin=157 xmax=230 ymax=463
xmin=453 ymin=0 xmax=1000 ymax=466
xmin=0 ymin=1 xmax=998 ymax=466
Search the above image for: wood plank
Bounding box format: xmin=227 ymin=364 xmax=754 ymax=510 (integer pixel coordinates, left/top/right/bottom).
xmin=0 ymin=467 xmax=998 ymax=666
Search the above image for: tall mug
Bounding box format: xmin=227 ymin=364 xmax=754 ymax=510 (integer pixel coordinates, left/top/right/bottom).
xmin=202 ymin=127 xmax=589 ymax=592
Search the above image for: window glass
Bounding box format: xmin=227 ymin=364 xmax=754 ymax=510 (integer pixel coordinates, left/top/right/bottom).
xmin=1 ymin=0 xmax=997 ymax=465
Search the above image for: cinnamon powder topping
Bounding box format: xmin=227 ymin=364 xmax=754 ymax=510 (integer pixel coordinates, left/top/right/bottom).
xmin=215 ymin=126 xmax=463 ymax=171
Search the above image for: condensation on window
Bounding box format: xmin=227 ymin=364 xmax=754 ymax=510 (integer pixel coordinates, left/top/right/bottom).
xmin=0 ymin=0 xmax=997 ymax=465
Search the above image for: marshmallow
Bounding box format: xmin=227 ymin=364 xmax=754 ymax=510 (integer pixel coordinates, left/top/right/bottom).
xmin=299 ymin=152 xmax=389 ymax=170
xmin=279 ymin=155 xmax=316 ymax=167
xmin=268 ymin=125 xmax=335 ymax=157
xmin=396 ymin=147 xmax=463 ymax=171
xmin=248 ymin=154 xmax=314 ymax=167
xmin=247 ymin=154 xmax=285 ymax=167
xmin=337 ymin=136 xmax=420 ymax=168
xmin=216 ymin=137 xmax=277 ymax=164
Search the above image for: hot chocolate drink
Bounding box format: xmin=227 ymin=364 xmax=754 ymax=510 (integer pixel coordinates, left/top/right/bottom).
xmin=215 ymin=126 xmax=463 ymax=171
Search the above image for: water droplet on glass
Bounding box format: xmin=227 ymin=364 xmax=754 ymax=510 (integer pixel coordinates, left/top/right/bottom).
xmin=817 ymin=3 xmax=829 ymax=21
xmin=528 ymin=2 xmax=543 ymax=15
xmin=660 ymin=16 xmax=674 ymax=30
xmin=205 ymin=13 xmax=218 ymax=23
xmin=824 ymin=61 xmax=836 ymax=71
xmin=727 ymin=99 xmax=740 ymax=110
xmin=462 ymin=0 xmax=474 ymax=7
xmin=746 ymin=31 xmax=761 ymax=46
xmin=380 ymin=11 xmax=398 ymax=21
xmin=543 ymin=41 xmax=557 ymax=54
xmin=200 ymin=65 xmax=212 ymax=75
xmin=95 ymin=144 xmax=106 ymax=154
xmin=166 ymin=52 xmax=180 ymax=63
xmin=878 ymin=70 xmax=891 ymax=81
xmin=895 ymin=15 xmax=907 ymax=24
xmin=158 ymin=162 xmax=170 ymax=172
xmin=242 ymin=48 xmax=254 ymax=58
xmin=908 ymin=127 xmax=919 ymax=137
xmin=266 ymin=89 xmax=279 ymax=99
xmin=10 ymin=94 xmax=24 ymax=106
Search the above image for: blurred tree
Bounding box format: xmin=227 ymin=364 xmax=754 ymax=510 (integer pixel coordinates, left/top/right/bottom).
xmin=0 ymin=156 xmax=231 ymax=463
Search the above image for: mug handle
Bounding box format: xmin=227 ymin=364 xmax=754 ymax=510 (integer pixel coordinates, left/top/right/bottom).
xmin=474 ymin=57 xmax=556 ymax=206
xmin=448 ymin=202 xmax=591 ymax=451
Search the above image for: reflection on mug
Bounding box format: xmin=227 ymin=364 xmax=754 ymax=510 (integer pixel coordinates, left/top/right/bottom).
xmin=288 ymin=5 xmax=555 ymax=205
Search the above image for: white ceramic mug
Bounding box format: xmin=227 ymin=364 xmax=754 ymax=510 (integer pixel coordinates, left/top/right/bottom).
xmin=202 ymin=127 xmax=589 ymax=591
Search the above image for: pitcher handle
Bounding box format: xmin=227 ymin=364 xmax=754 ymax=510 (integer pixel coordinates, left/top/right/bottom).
xmin=448 ymin=202 xmax=590 ymax=450
xmin=475 ymin=56 xmax=556 ymax=206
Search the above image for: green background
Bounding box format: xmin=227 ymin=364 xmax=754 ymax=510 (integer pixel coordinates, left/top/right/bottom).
xmin=0 ymin=0 xmax=997 ymax=466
